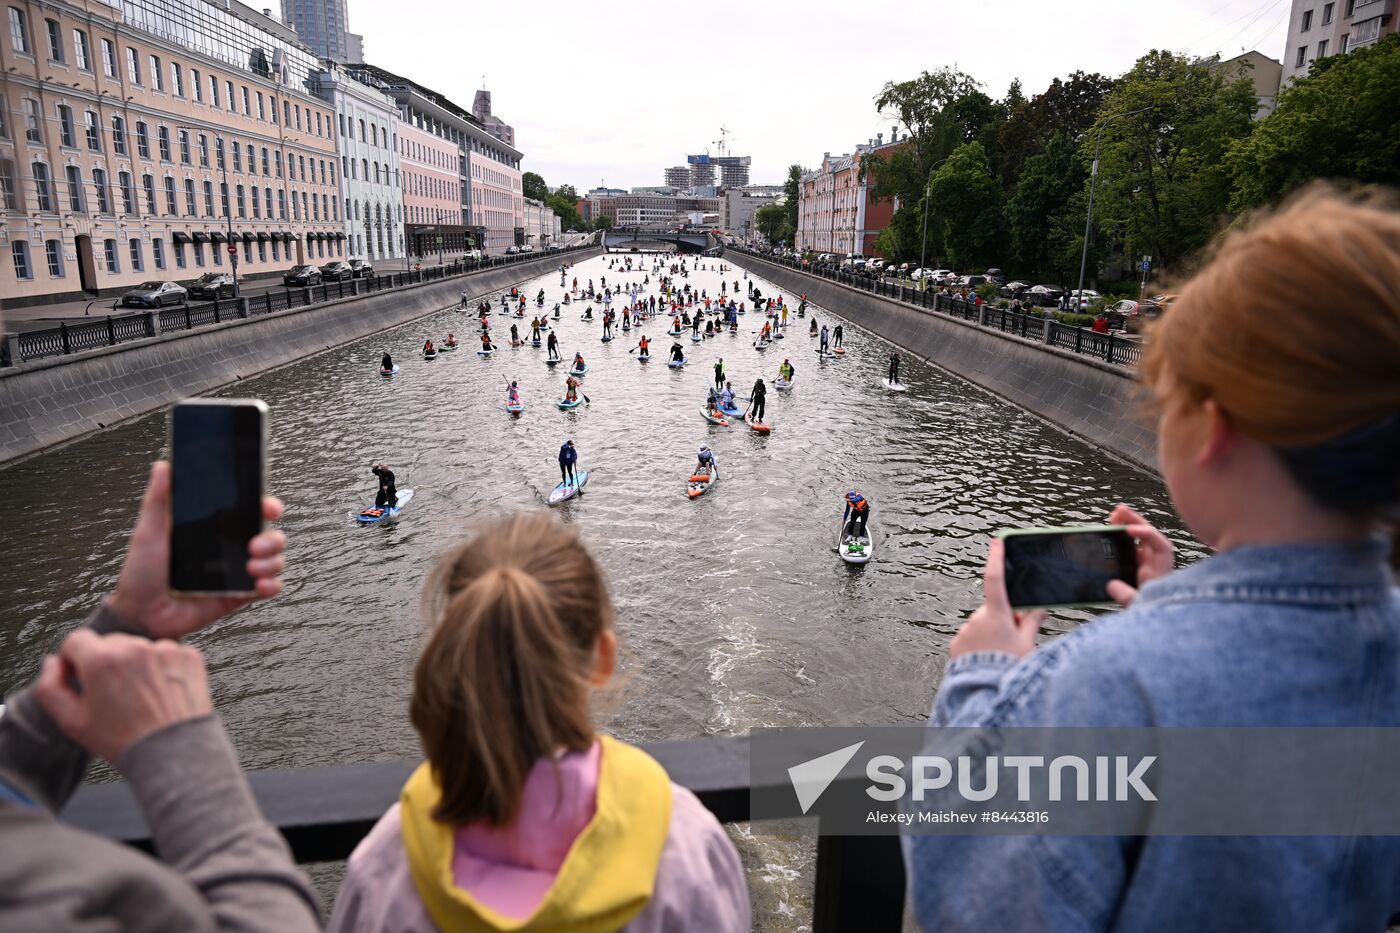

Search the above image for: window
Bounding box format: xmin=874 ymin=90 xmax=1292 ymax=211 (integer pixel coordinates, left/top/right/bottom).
xmin=232 ymin=142 xmax=242 ymax=172
xmin=73 ymin=29 xmax=90 ymax=69
xmin=119 ymin=170 xmax=135 ymax=213
xmin=174 ymin=240 xmax=185 ymax=268
xmin=198 ymin=134 xmax=208 ymax=166
xmin=85 ymin=110 xmax=100 ymax=150
xmin=45 ymin=17 xmax=60 ymax=60
xmin=359 ymin=118 xmax=366 ymax=142
xmin=1346 ymin=0 xmax=1355 ymax=14
xmin=315 ymin=111 xmax=322 ymax=135
xmin=152 ymin=237 xmax=164 ymax=269
xmin=203 ymin=180 xmax=213 ymax=215
xmin=264 ymin=186 xmax=271 ymax=217
xmin=225 ymin=80 xmax=234 ymax=111
xmin=1340 ymin=32 xmax=1350 ymax=52
xmin=22 ymin=97 xmax=42 ymax=142
xmin=241 ymin=85 xmax=250 ymax=115
xmin=219 ymin=181 xmax=229 ymax=217
xmin=257 ymin=91 xmax=264 ymax=120
xmin=10 ymin=6 xmax=30 ymax=54
xmin=274 ymin=150 xmax=282 ymax=177
xmin=163 ymin=176 xmax=177 ymax=214
xmin=242 ymin=239 xmax=250 ymax=263
xmin=149 ymin=54 xmax=163 ymax=91
xmin=1322 ymin=1 xmax=1334 ymax=22
xmin=251 ymin=185 xmax=259 ymax=218
xmin=272 ymin=239 xmax=279 ymax=261
xmin=1302 ymin=10 xmax=1313 ymax=30
xmin=194 ymin=243 xmax=204 ymax=267
xmin=184 ymin=177 xmax=195 ymax=215
xmin=294 ymin=104 xmax=301 ymax=129
xmin=215 ymin=136 xmax=225 ymax=169
xmin=101 ymin=38 xmax=115 ymax=76
xmin=235 ymin=184 xmax=245 ymax=217
xmin=32 ymin=162 xmax=52 ymax=211
xmin=0 ymin=158 xmax=16 ymax=209
xmin=271 ymin=97 xmax=278 ymax=124
xmin=136 ymin=121 xmax=149 ymax=157
xmin=277 ymin=188 xmax=286 ymax=219
xmin=1318 ymin=38 xmax=1329 ymax=56
xmin=45 ymin=239 xmax=63 ymax=276
xmin=192 ymin=68 xmax=201 ymax=102
xmin=171 ymin=62 xmax=182 ymax=96
xmin=12 ymin=241 xmax=31 ymax=280
xmin=93 ymin=168 xmax=109 ymax=212
xmin=283 ymin=100 xmax=290 ymax=125
xmin=178 ymin=129 xmax=190 ymax=163
xmin=362 ymin=158 xmax=367 ymax=181
xmin=126 ymin=46 xmax=140 ymax=84
xmin=158 ymin=126 xmax=171 ymax=161
xmin=103 ymin=237 xmax=118 ymax=272
xmin=1353 ymin=15 xmax=1382 ymax=44
xmin=142 ymin=173 xmax=155 ymax=213
xmin=261 ymin=147 xmax=269 ymax=174
xmin=1296 ymin=45 xmax=1308 ymax=66
xmin=65 ymin=164 xmax=84 ymax=211
xmin=57 ymin=105 xmax=75 ymax=147
xmin=129 ymin=237 xmax=142 ymax=271
xmin=111 ymin=115 xmax=126 ymax=154
xmin=212 ymin=242 xmax=221 ymax=265
xmin=210 ymin=75 xmax=220 ymax=107
xmin=257 ymin=240 xmax=265 ymax=262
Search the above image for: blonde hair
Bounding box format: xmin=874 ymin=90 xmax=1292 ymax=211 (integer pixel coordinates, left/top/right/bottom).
xmin=410 ymin=513 xmax=612 ymax=826
xmin=1144 ymin=184 xmax=1400 ymax=518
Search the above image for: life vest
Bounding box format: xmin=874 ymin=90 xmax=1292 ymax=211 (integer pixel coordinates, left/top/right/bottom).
xmin=848 ymin=496 xmax=868 ymax=512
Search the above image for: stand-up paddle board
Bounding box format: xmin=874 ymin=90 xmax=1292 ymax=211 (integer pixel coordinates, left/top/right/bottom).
xmin=558 ymin=396 xmax=582 ymax=410
xmin=379 ymin=366 xmax=399 ymax=377
xmin=754 ymin=341 xmax=769 ymax=352
xmin=834 ymin=347 xmax=847 ymax=355
xmin=691 ymin=334 xmax=702 ymax=342
xmin=837 ymin=518 xmax=873 ymax=564
xmin=700 ymin=408 xmax=730 ymax=426
xmin=546 ymin=357 xmax=561 ymax=366
xmin=548 ymin=470 xmax=589 ymax=505
xmin=718 ymin=401 xmax=742 ymax=418
xmin=687 ymin=468 xmax=717 ymax=499
xmin=774 ymin=378 xmax=793 ymax=391
xmin=440 ymin=343 xmax=459 ymax=352
xmin=506 ymin=401 xmax=524 ymax=416
xmin=478 ymin=348 xmax=494 ymax=356
xmin=745 ymin=413 xmax=771 ymax=434
xmin=423 ymin=350 xmax=438 ymax=360
xmin=357 ymin=488 xmax=415 ymax=524
xmin=882 ymin=379 xmax=908 ymax=392
xmin=668 ymin=358 xmax=687 ymax=368
xmin=568 ymin=364 xmax=589 ymax=376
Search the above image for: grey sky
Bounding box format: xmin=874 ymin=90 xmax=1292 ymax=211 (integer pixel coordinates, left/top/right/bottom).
xmin=343 ymin=0 xmax=1292 ymax=191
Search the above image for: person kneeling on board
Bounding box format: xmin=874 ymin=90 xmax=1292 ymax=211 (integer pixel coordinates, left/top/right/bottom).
xmin=423 ymin=339 xmax=436 ymax=355
xmin=372 ymin=464 xmax=398 ymax=509
xmin=573 ymin=352 xmax=586 ymax=371
xmin=843 ymin=490 xmax=871 ymax=542
xmin=695 ymin=444 xmax=718 ymax=478
xmin=444 ymin=334 xmax=458 ymax=348
xmin=719 ymin=382 xmax=737 ymax=410
xmin=480 ymin=332 xmax=495 ymax=352
xmin=809 ymin=319 xmax=818 ymax=337
xmin=558 ymin=439 xmax=578 ymax=486
xmin=779 ymin=359 xmax=795 ymax=383
xmin=381 ymin=351 xmax=394 ymax=372
xmin=507 ymin=381 xmax=521 ymax=407
xmin=670 ymin=342 xmax=685 ymax=363
xmin=888 ymin=351 xmax=901 ymax=385
xmin=564 ymin=377 xmax=580 ymax=404
xmin=637 ymin=335 xmax=651 ymax=359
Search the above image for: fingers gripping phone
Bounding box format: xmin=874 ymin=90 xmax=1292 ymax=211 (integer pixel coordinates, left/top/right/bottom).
xmin=169 ymin=400 xmax=267 ymax=595
xmin=997 ymin=525 xmax=1138 ymax=609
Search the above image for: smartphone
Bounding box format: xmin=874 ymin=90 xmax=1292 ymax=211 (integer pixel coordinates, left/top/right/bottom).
xmin=169 ymin=399 xmax=267 ymax=595
xmin=996 ymin=525 xmax=1137 ymax=609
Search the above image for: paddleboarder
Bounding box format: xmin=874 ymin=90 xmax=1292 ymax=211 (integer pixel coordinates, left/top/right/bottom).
xmin=809 ymin=319 xmax=818 ymax=337
xmin=695 ymin=444 xmax=718 ymax=478
xmin=637 ymin=335 xmax=651 ymax=360
xmin=546 ymin=331 xmax=561 ymax=361
xmin=572 ymin=351 xmax=586 ymax=372
xmin=507 ymin=381 xmax=521 ymax=407
xmin=842 ymin=490 xmax=871 ymax=542
xmin=719 ymin=382 xmax=736 ymax=410
xmin=819 ymin=324 xmax=830 ymax=355
xmin=558 ymin=439 xmax=578 ymax=487
xmin=480 ymin=332 xmax=495 ymax=352
xmin=381 ymin=351 xmax=394 ymax=372
xmin=779 ymin=358 xmax=795 ymax=384
xmin=371 ymin=463 xmax=398 ymax=508
xmin=833 ymin=324 xmax=844 ymax=350
xmin=888 ymin=351 xmax=901 ymax=386
xmin=714 ymin=358 xmax=725 ymax=388
xmin=563 ymin=376 xmax=580 ymax=405
xmin=671 ymin=342 xmax=685 ymax=363
xmin=749 ymin=377 xmax=767 ymax=423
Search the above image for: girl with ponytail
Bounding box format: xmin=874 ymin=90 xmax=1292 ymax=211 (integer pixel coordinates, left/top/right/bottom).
xmin=328 ymin=513 xmax=749 ymax=932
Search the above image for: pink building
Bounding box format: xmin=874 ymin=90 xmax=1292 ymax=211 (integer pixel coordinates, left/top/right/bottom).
xmin=398 ymin=120 xmax=463 ymax=257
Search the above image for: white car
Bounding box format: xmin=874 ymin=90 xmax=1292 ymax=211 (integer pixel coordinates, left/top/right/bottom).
xmin=1069 ymin=289 xmax=1101 ymax=309
xmin=910 ymin=268 xmax=936 ymax=281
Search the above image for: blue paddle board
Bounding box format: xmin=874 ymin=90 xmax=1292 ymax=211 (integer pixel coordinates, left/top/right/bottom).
xmin=379 ymin=366 xmax=399 ymax=377
xmin=357 ymin=488 xmax=414 ymax=524
xmin=548 ymin=470 xmax=589 ymax=505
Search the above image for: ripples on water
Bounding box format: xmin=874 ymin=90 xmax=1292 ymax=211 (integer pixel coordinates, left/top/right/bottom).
xmin=0 ymin=253 xmax=1203 ymax=926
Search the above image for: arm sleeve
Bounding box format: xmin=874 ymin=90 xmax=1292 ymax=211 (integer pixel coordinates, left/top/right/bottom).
xmin=119 ymin=715 xmax=322 ymax=932
xmin=0 ymin=602 xmax=144 ymax=811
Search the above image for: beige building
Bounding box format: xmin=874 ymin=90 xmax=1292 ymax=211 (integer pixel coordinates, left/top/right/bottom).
xmin=1216 ymin=50 xmax=1283 ymax=119
xmin=1 ymin=0 xmax=343 ymax=307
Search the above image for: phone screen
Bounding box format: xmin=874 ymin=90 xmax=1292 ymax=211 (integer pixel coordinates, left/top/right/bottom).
xmin=1001 ymin=527 xmax=1137 ymax=608
xmin=170 ymin=401 xmax=265 ymax=593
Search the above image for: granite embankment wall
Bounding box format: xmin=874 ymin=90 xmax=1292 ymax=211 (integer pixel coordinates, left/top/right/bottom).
xmin=0 ymin=249 xmax=600 ymax=464
xmin=738 ymin=255 xmax=1156 ymax=471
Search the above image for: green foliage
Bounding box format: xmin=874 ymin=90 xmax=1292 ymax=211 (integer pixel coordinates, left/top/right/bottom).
xmin=975 ymin=282 xmax=1000 ymax=301
xmin=522 ymin=171 xmax=549 ymax=203
xmin=1004 ymin=134 xmax=1087 ymax=280
xmin=1086 ymin=50 xmax=1256 ymax=269
xmin=997 ymin=71 xmax=1115 ymax=187
xmin=783 ymin=164 xmax=804 ymax=237
xmin=1227 ymin=34 xmax=1400 ymax=211
xmin=928 ymin=142 xmax=1002 ymax=270
xmin=1053 ymin=312 xmax=1099 ymax=327
xmin=593 ymin=214 xmax=613 ymax=231
xmin=754 ymin=201 xmax=792 ymax=245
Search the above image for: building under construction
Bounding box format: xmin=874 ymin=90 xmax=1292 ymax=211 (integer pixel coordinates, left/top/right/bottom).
xmin=664 ymin=154 xmax=752 ymax=190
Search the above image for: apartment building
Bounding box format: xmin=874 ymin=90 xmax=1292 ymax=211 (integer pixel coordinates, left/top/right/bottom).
xmin=1 ymin=0 xmax=343 ymax=307
xmin=1281 ymin=0 xmax=1397 ymax=83
xmin=310 ymin=60 xmax=401 ymax=263
xmin=398 ymin=118 xmax=462 ymax=258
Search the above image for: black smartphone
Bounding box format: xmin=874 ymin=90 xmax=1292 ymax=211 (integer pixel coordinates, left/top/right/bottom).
xmin=169 ymin=399 xmax=267 ymax=595
xmin=997 ymin=525 xmax=1138 ymax=609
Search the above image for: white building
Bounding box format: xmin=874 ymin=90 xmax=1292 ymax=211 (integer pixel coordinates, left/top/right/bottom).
xmin=723 ymin=185 xmax=783 ymax=240
xmin=1281 ymin=0 xmax=1398 ymax=84
xmin=523 ymin=197 xmax=560 ymax=249
xmin=311 ymin=61 xmax=402 ymax=262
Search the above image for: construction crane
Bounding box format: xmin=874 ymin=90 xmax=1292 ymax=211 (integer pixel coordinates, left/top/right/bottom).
xmin=713 ymin=126 xmax=736 ymax=158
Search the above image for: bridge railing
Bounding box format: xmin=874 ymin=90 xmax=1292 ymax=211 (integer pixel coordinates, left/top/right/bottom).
xmin=2 ymin=246 xmax=596 ymax=367
xmin=63 ymin=735 xmax=906 ymax=932
xmin=732 ymin=248 xmax=1142 ymax=369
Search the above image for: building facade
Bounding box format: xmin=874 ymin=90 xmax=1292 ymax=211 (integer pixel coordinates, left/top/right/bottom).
xmin=1281 ymin=0 xmax=1397 ymax=83
xmin=310 ymin=61 xmax=401 ymax=263
xmin=1 ymin=0 xmax=343 ymax=307
xmin=796 ymin=151 xmax=863 ymax=254
xmin=522 ymin=196 xmax=559 ymax=248
xmin=722 ymin=184 xmax=782 ymax=240
xmin=471 ymin=89 xmax=512 ymax=147
xmin=397 ymin=118 xmax=461 ymax=258
xmin=279 ymin=0 xmax=361 ymax=64
xmin=1215 ymin=51 xmax=1283 ymax=119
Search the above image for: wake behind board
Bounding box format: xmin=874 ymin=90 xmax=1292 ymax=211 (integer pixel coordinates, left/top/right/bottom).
xmin=357 ymin=488 xmax=415 ymax=524
xmin=548 ymin=470 xmax=589 ymax=505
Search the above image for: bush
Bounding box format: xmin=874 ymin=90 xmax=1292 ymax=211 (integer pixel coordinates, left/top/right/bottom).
xmin=975 ymin=282 xmax=1000 ymax=301
xmin=995 ymin=299 xmax=1011 ymax=309
xmin=1053 ymin=312 xmax=1098 ymax=327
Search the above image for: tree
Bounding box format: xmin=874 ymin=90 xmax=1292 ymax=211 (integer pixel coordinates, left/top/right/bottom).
xmin=1004 ymin=134 xmax=1088 ymax=280
xmin=869 ymin=67 xmax=985 ymax=205
xmin=1087 ymin=50 xmax=1256 ymax=270
xmin=521 ymin=171 xmax=549 ymax=202
xmin=754 ymin=201 xmax=789 ymax=244
xmin=593 ymin=214 xmax=613 ymax=231
xmin=782 ymin=164 xmax=804 ymax=237
xmin=927 ymin=142 xmax=1002 ymax=270
xmin=1227 ymin=34 xmax=1400 ymax=211
xmin=997 ymin=71 xmax=1115 ymax=188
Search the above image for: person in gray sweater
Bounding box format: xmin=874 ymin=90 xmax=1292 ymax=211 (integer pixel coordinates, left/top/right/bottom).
xmin=0 ymin=461 xmax=321 ymax=932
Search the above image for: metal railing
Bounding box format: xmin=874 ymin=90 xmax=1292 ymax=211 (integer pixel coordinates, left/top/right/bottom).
xmin=64 ymin=735 xmax=905 ymax=933
xmin=2 ymin=246 xmax=595 ymax=367
xmin=733 ymin=248 xmax=1143 ymax=369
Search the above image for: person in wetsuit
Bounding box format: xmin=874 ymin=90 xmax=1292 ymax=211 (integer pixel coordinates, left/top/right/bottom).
xmin=381 ymin=352 xmax=394 ymax=372
xmin=547 ymin=331 xmax=560 ymax=360
xmin=558 ymin=440 xmax=578 ymax=486
xmin=372 ymin=463 xmax=398 ymax=508
xmin=714 ymin=358 xmax=725 ymax=389
xmin=670 ymin=342 xmax=684 ymax=362
xmin=888 ymin=351 xmax=901 ymax=385
xmin=833 ymin=324 xmax=844 ymax=349
xmin=749 ymin=378 xmax=767 ymax=423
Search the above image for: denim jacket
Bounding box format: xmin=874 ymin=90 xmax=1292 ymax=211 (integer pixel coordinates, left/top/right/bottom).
xmin=906 ymin=540 xmax=1400 ymax=932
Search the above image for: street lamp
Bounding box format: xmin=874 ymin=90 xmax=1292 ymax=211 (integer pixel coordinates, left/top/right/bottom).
xmin=1075 ymin=106 xmax=1152 ymax=311
xmin=918 ymin=155 xmax=953 ymax=280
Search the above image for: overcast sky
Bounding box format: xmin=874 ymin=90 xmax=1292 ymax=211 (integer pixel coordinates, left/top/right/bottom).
xmin=344 ymin=0 xmax=1292 ymax=192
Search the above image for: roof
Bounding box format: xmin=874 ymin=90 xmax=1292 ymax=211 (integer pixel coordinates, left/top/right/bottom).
xmin=340 ymin=62 xmax=484 ymax=129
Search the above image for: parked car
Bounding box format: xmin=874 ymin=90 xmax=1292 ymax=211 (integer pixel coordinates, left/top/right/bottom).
xmin=928 ymin=269 xmax=954 ymax=285
xmin=1000 ymin=281 xmax=1032 ymax=300
xmin=1027 ymin=284 xmax=1064 ymax=306
xmin=187 ymin=272 xmax=235 ymax=299
xmin=910 ymin=268 xmax=938 ymax=281
xmin=983 ymin=267 xmax=1008 ymax=285
xmin=1107 ymin=299 xmax=1140 ymax=315
xmin=347 ymin=259 xmax=374 ymax=278
xmin=505 ymin=246 xmax=520 ymax=255
xmin=1067 ymin=288 xmax=1101 ymax=310
xmin=867 ymin=259 xmax=886 ymax=273
xmin=121 ymin=280 xmax=187 ymax=308
xmin=283 ymin=264 xmax=322 ymax=286
xmin=957 ymin=274 xmax=989 ymax=289
xmin=320 ymin=261 xmax=354 ymax=281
